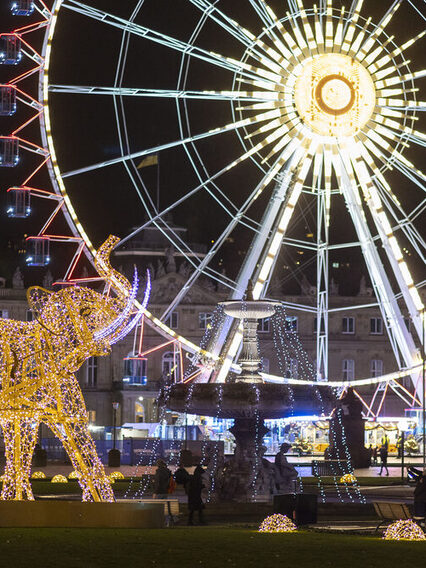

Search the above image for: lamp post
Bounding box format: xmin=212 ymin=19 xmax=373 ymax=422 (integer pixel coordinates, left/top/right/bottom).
xmin=108 ymin=401 xmax=121 ymax=467
xmin=399 ymin=419 xmax=410 ymax=484
xmin=112 ymin=401 xmax=119 ymax=450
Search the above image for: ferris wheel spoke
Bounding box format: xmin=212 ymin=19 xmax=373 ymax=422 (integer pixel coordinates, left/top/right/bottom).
xmin=248 ymin=0 xmax=275 ymax=29
xmin=356 ymin=1 xmax=402 ymax=62
xmin=62 ymin=1 xmax=277 ymax=87
xmin=338 ymin=146 xmax=419 ymax=375
xmin=362 ymin=127 xmax=425 ymax=184
xmin=166 ymin=142 xmax=315 ymax=321
xmin=406 ymin=0 xmax=426 ymax=22
xmin=61 ymin=107 xmax=286 ymax=178
xmin=368 ymin=30 xmax=426 ymax=75
xmin=391 ymin=159 xmax=426 ymax=192
xmin=187 ymin=0 xmax=286 ymax=70
xmin=118 ymin=134 xmax=297 ymax=252
xmin=188 ymin=0 xmax=255 ymax=48
xmin=369 ymin=113 xmax=426 ymax=149
xmin=348 ymin=144 xmax=424 ymax=336
xmin=341 ymin=0 xmax=363 ymax=49
xmin=48 ymin=84 xmax=278 ymax=103
xmin=159 ymin=145 xmax=308 ymax=319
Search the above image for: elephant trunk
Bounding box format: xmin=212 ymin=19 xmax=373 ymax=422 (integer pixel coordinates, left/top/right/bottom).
xmin=93 ymin=236 xmax=151 ymax=344
xmin=94 ymin=235 xmax=131 ymax=301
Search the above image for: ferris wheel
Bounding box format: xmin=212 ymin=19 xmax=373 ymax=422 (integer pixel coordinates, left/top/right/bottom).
xmin=2 ymin=0 xmax=425 ymax=410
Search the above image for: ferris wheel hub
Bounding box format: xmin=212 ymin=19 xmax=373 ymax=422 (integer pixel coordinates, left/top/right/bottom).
xmin=294 ymin=53 xmax=376 ymax=137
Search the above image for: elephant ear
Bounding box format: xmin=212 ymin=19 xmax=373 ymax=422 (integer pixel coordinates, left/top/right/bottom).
xmin=27 ymin=286 xmax=52 ymax=319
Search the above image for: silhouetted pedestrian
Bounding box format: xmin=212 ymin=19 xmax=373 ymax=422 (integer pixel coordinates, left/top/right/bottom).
xmin=174 ymin=465 xmax=191 ymax=491
xmin=378 ymin=444 xmax=389 ymax=476
xmin=153 ymin=459 xmax=172 ymax=498
xmin=187 ymin=465 xmax=206 ymax=525
xmin=414 ymin=468 xmax=426 ymax=525
xmin=368 ymin=444 xmax=373 ymax=466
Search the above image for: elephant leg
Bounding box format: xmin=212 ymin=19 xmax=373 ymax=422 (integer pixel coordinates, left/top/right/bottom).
xmin=47 ymin=419 xmax=114 ymax=502
xmin=1 ymin=418 xmax=38 ymax=500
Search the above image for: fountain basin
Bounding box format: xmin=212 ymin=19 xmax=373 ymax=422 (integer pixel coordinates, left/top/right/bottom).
xmin=221 ymin=300 xmax=280 ymax=320
xmin=162 ymin=383 xmax=332 ymax=420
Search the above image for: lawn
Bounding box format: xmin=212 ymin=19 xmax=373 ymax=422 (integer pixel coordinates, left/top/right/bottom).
xmin=0 ymin=527 xmax=424 ymax=568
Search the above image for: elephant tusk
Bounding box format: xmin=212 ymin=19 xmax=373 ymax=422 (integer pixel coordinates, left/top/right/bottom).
xmin=110 ymin=270 xmax=151 ymax=345
xmin=94 ymin=266 xmax=139 ymax=342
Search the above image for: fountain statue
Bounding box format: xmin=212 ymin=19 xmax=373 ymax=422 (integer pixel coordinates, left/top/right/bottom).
xmin=161 ymin=284 xmax=332 ymax=500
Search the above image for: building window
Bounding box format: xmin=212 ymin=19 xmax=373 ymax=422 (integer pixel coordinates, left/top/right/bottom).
xmin=166 ymin=311 xmax=178 ymax=329
xmin=342 ymin=317 xmax=355 ymax=334
xmin=370 ymin=359 xmax=383 ymax=378
xmin=162 ymin=351 xmax=180 ymax=382
xmin=342 ymin=359 xmax=355 ymax=381
xmin=258 ymin=318 xmax=270 ymax=333
xmin=86 ymin=356 xmax=97 ymax=387
xmin=123 ymin=353 xmax=147 ymax=385
xmin=87 ymin=410 xmax=96 ymax=424
xmin=314 ymin=317 xmax=325 ymax=334
xmin=26 ymin=309 xmax=34 ymax=322
xmin=0 ymin=309 xmax=9 ymax=319
xmin=199 ymin=312 xmax=212 ymax=330
xmin=370 ymin=317 xmax=383 ymax=335
xmin=284 ymin=358 xmax=298 ymax=379
xmin=284 ymin=316 xmax=298 ymax=334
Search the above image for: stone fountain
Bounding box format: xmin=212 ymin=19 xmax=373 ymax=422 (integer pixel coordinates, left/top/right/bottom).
xmin=161 ymin=286 xmax=332 ymax=500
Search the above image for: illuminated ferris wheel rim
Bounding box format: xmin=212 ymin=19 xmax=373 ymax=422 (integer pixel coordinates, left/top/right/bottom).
xmin=37 ymin=1 xmax=425 ymax=396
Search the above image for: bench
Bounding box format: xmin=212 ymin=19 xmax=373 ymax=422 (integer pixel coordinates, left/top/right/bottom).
xmin=373 ymin=501 xmax=411 ymax=533
xmin=117 ymin=498 xmax=180 ymax=526
xmin=311 ymin=460 xmax=348 ymax=477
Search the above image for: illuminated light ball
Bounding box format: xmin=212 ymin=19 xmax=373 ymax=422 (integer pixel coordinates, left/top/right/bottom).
xmin=31 ymin=471 xmax=46 ymax=479
xmin=51 ymin=474 xmax=68 ymax=484
xmin=383 ymin=520 xmax=426 ymax=541
xmin=258 ymin=514 xmax=297 ymax=533
xmin=109 ymin=471 xmax=125 ymax=480
xmin=68 ymin=470 xmax=80 ymax=480
xmin=340 ymin=473 xmax=357 ymax=484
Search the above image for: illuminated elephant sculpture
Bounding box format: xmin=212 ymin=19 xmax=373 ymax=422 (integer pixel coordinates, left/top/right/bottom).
xmin=0 ymin=235 xmax=150 ymax=501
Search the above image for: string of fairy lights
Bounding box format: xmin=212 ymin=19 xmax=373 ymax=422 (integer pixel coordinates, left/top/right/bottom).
xmin=270 ymin=305 xmax=366 ymax=503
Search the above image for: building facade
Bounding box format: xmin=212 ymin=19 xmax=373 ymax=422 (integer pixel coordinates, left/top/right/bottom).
xmin=0 ymin=258 xmax=421 ymax=432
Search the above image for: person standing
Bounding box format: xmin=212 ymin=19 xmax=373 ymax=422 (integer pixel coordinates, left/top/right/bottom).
xmin=187 ymin=465 xmax=206 ymax=525
xmin=378 ymin=444 xmax=389 ymax=476
xmin=153 ymin=459 xmax=172 ymax=498
xmin=414 ymin=468 xmax=426 ymax=525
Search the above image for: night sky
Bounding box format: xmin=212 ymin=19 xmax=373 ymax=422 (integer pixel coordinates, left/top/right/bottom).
xmin=0 ymin=0 xmax=424 ymax=294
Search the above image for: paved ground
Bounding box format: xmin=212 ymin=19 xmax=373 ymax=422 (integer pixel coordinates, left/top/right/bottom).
xmin=32 ymin=455 xmax=425 ymax=479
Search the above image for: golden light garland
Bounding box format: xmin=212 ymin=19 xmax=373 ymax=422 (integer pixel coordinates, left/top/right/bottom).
xmin=258 ymin=514 xmax=297 ymax=533
xmin=68 ymin=470 xmax=80 ymax=480
xmin=340 ymin=473 xmax=357 ymax=484
xmin=109 ymin=471 xmax=125 ymax=481
xmin=383 ymin=520 xmax=426 ymax=541
xmin=31 ymin=471 xmax=46 ymax=479
xmin=51 ymin=475 xmax=68 ymax=484
xmin=0 ymin=236 xmax=150 ymax=502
